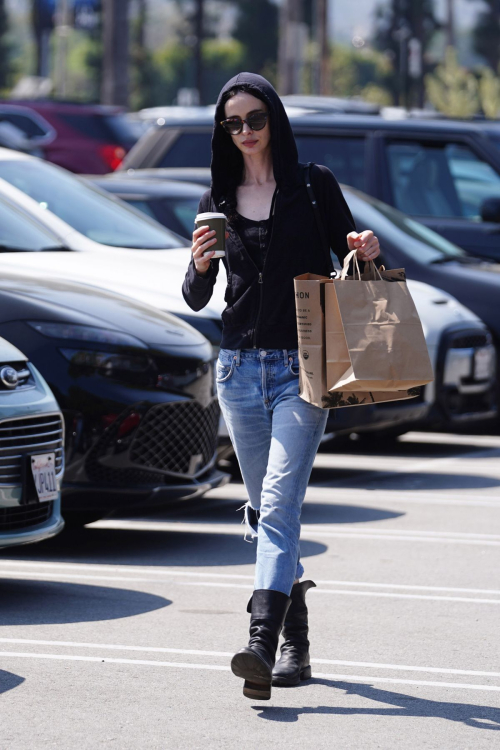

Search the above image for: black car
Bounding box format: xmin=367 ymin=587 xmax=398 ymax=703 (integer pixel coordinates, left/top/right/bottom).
xmin=344 ymin=187 xmax=500 ymax=421
xmin=87 ymin=175 xmax=206 ymax=239
xmin=0 ymin=271 xmax=228 ymax=526
xmin=120 ymin=111 xmax=500 ymax=262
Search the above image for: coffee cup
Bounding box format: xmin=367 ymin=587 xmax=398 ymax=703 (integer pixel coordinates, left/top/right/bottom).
xmin=195 ymin=212 xmax=226 ymax=258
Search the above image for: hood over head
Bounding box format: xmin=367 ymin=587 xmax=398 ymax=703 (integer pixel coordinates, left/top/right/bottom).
xmin=210 ymin=72 xmax=299 ymax=212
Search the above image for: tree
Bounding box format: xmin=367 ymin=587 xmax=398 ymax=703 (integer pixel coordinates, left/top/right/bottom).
xmin=467 ymin=0 xmax=500 ymax=71
xmin=425 ymin=46 xmax=479 ymax=118
xmin=233 ymin=0 xmax=278 ymax=78
xmin=479 ymin=66 xmax=500 ymax=119
xmin=130 ymin=0 xmax=158 ymax=109
xmin=0 ymin=0 xmax=12 ymax=91
xmin=373 ymin=0 xmax=440 ymax=107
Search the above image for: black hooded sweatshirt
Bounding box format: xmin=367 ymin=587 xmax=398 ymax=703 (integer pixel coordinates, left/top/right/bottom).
xmin=182 ymin=72 xmax=356 ymax=350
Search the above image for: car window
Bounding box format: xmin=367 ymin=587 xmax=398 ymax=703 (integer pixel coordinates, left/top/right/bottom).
xmin=343 ymin=189 xmax=466 ymax=265
xmin=0 ymin=196 xmax=64 ymax=251
xmin=0 ymin=112 xmax=48 ymax=138
xmin=0 ymin=160 xmax=184 ymax=249
xmin=125 ymin=198 xmax=158 ymax=220
xmin=166 ymin=198 xmax=200 ymax=234
xmin=158 ymin=132 xmax=212 ymax=168
xmin=294 ymin=135 xmax=367 ymax=190
xmin=387 ymin=140 xmax=500 ymax=219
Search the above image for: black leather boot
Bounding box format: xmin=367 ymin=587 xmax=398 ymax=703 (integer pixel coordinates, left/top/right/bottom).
xmin=272 ymin=580 xmax=316 ymax=687
xmin=231 ymin=589 xmax=291 ymax=700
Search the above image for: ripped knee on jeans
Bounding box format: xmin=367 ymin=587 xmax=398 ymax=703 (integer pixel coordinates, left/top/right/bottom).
xmin=238 ymin=502 xmax=260 ymax=542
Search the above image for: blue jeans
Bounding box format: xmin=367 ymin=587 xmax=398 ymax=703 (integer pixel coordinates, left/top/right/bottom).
xmin=216 ymin=348 xmax=328 ymax=596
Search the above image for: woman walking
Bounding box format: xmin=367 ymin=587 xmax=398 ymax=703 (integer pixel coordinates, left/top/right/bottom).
xmin=182 ymin=72 xmax=380 ymax=701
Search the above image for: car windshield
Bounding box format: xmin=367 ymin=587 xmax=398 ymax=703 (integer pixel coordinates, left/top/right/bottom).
xmin=0 ymin=160 xmax=185 ymax=249
xmin=127 ymin=196 xmax=199 ymax=236
xmin=0 ymin=195 xmax=65 ymax=252
xmin=343 ymin=189 xmax=467 ymax=264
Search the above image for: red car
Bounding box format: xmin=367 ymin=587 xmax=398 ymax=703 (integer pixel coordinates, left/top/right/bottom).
xmin=0 ymin=101 xmax=138 ymax=173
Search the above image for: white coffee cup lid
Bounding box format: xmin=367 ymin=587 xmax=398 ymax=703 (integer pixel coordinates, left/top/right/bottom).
xmin=195 ymin=212 xmax=226 ymax=221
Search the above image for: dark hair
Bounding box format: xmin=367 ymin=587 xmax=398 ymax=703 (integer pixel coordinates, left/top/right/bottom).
xmin=218 ymin=85 xmax=269 ymax=223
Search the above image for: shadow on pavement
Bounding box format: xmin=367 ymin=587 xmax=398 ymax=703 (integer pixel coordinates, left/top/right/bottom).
xmin=1 ymin=529 xmax=327 ymax=568
xmin=310 ymin=467 xmax=500 ymax=491
xmin=252 ymin=679 xmax=500 ymax=730
xmin=321 ymin=437 xmax=499 ymax=457
xmin=0 ymin=579 xmax=170 ymax=625
xmin=0 ymin=670 xmax=25 ymax=694
xmin=181 ymin=499 xmax=403 ymax=526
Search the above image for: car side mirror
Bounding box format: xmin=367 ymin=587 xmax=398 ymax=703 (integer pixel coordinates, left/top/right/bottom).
xmin=480 ymin=197 xmax=500 ymax=223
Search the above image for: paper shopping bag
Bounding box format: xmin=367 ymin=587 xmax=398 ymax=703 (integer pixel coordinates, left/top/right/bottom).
xmin=325 ymin=251 xmax=434 ymax=393
xmin=294 ymin=272 xmax=423 ymax=409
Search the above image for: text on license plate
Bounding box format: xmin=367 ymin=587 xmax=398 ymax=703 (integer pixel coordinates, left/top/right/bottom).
xmin=31 ymin=453 xmax=58 ymax=502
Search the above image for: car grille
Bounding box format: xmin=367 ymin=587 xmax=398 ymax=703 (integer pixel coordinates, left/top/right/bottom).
xmin=130 ymin=399 xmax=220 ymax=478
xmin=0 ymin=501 xmax=53 ymax=532
xmin=0 ymin=413 xmax=64 ymax=486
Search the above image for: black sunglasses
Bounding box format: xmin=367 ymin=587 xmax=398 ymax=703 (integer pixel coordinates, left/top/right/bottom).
xmin=220 ymin=111 xmax=269 ymax=135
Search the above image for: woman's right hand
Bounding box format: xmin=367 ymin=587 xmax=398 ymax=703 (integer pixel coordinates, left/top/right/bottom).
xmin=191 ymin=226 xmax=217 ymax=276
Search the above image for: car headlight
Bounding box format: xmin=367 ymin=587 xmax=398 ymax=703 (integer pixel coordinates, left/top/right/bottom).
xmin=60 ymin=349 xmax=156 ymax=384
xmin=28 ymin=321 xmax=148 ymax=349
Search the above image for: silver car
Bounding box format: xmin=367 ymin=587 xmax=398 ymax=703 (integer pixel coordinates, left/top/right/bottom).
xmin=0 ymin=337 xmax=64 ymax=547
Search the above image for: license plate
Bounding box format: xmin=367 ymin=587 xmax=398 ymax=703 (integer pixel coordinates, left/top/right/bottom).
xmin=31 ymin=453 xmax=58 ymax=502
xmin=474 ymin=347 xmax=495 ymax=381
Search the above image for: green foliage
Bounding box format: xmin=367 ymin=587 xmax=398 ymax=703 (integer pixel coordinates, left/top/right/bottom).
xmin=303 ymin=45 xmax=393 ymax=103
xmin=425 ymin=47 xmax=479 ymax=118
xmin=479 ymin=67 xmax=500 ymax=119
xmin=232 ymin=0 xmax=278 ymax=77
xmin=201 ymin=38 xmax=245 ymax=103
xmin=0 ymin=0 xmax=13 ymax=92
xmin=151 ymin=42 xmax=191 ymax=105
xmin=148 ymin=38 xmax=244 ymax=107
xmin=359 ymin=83 xmax=393 ymax=107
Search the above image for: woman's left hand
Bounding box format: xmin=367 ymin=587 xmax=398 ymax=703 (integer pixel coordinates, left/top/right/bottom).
xmin=347 ymin=230 xmax=380 ymax=261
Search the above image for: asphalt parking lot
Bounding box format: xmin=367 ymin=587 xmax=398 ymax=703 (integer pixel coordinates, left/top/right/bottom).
xmin=1 ymin=431 xmax=500 ymax=749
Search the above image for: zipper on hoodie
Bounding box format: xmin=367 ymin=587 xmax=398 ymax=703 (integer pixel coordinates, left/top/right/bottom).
xmin=252 ymin=188 xmax=279 ymax=348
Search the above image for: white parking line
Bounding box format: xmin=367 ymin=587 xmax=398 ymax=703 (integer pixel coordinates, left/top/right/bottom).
xmin=1 ymin=639 xmax=498 ymax=679
xmin=1 ymin=561 xmax=499 ymax=598
xmin=179 ymin=581 xmax=500 ymax=604
xmin=3 ymin=570 xmax=500 ymax=603
xmin=0 ymin=651 xmax=498 ymax=693
xmin=212 ymin=484 xmax=500 ymax=508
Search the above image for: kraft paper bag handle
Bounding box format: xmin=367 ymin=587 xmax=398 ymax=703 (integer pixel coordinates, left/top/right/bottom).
xmin=363 ymin=260 xmax=384 ymax=281
xmin=340 ymin=249 xmax=362 ymax=280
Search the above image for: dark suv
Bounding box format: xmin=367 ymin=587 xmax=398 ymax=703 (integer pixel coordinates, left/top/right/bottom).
xmin=121 ymin=111 xmax=500 ymax=262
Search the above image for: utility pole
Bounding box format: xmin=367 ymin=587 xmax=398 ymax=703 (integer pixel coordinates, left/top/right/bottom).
xmin=446 ymin=0 xmax=455 ymax=48
xmin=193 ymin=0 xmax=204 ymax=105
xmin=278 ymin=0 xmax=307 ymax=94
xmin=54 ymin=0 xmax=71 ymax=97
xmin=317 ymin=0 xmax=329 ymax=95
xmin=101 ymin=0 xmax=130 ymax=106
